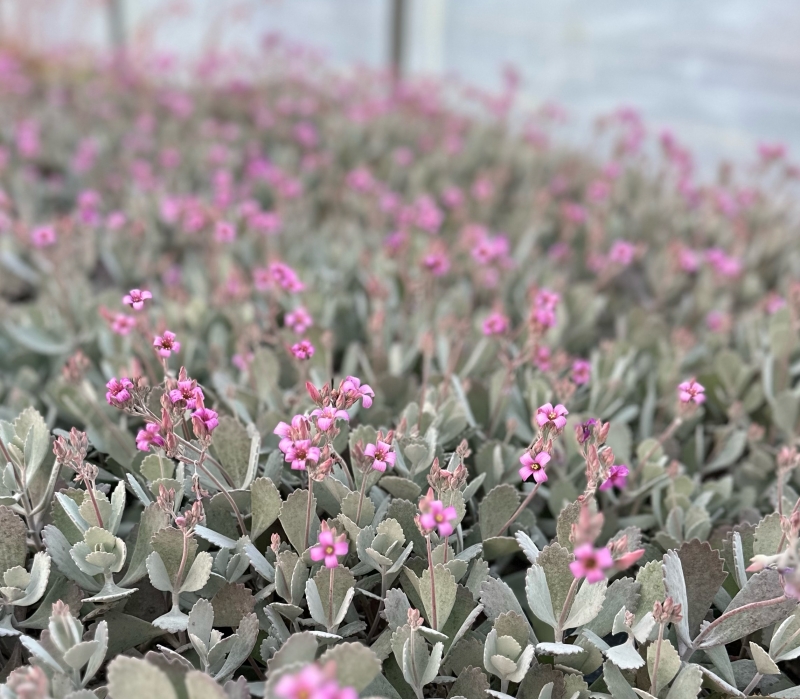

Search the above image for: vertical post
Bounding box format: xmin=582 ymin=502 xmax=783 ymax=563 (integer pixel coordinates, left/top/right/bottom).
xmin=107 ymin=0 xmax=126 ymax=53
xmin=389 ymin=0 xmax=406 ymax=83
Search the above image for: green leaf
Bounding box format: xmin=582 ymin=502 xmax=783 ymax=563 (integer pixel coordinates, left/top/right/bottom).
xmin=120 ymin=504 xmax=171 ymax=587
xmin=416 ymin=564 xmax=458 ymax=631
xmin=42 ymin=525 xmax=101 ymax=592
xmin=662 ymin=551 xmax=691 ymax=647
xmin=185 ymin=671 xmax=228 ymax=699
xmin=250 ymin=477 xmax=282 ymax=540
xmin=210 ymin=417 xmax=253 ymax=490
xmin=448 ymin=666 xmax=490 ymax=699
xmin=749 ymin=641 xmax=779 ymax=675
xmin=676 ymin=539 xmax=727 ymax=638
xmin=107 ymin=656 xmax=178 ymax=699
xmin=525 ymin=564 xmax=557 ymax=628
xmin=140 ymin=453 xmax=175 ymax=481
xmin=266 ymin=631 xmax=318 ymax=673
xmin=180 ymin=551 xmax=213 ymax=592
xmin=564 ymin=579 xmax=606 ymax=628
xmin=585 ymin=577 xmax=640 ymax=637
xmin=279 ymin=487 xmax=319 ymax=553
xmin=320 ymin=641 xmax=382 ymax=691
xmin=479 ymin=484 xmax=520 ymax=540
xmin=665 ymin=664 xmax=702 ymax=699
xmin=151 ymin=526 xmax=197 ymax=589
xmin=312 ymin=566 xmax=356 ymax=628
xmin=647 ymin=637 xmax=680 ymax=691
xmin=0 ymin=506 xmax=27 ymax=574
xmin=12 ymin=551 xmax=50 ymax=606
xmin=538 ymin=543 xmax=573 ymax=618
xmin=341 ymin=490 xmax=375 ymax=528
xmin=603 ymin=660 xmax=637 ymax=699
xmin=699 ymin=570 xmax=798 ymax=648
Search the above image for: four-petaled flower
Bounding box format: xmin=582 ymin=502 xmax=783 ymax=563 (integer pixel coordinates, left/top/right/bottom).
xmin=122 ymin=288 xmax=152 ymax=310
xmin=678 ymin=379 xmax=705 ymax=404
xmin=291 ymin=339 xmax=315 ymax=360
xmin=364 ymin=440 xmax=395 ymax=472
xmin=482 ymin=311 xmax=509 ymax=336
xmin=106 ymin=377 xmax=133 ymax=406
xmin=518 ymin=450 xmax=551 ymax=484
xmin=340 ymin=376 xmax=374 ymax=408
xmin=310 ymin=523 xmax=348 ymax=568
xmin=572 ymin=359 xmax=591 ymax=385
xmin=285 ymin=306 xmax=313 ymax=334
xmin=275 ymin=415 xmax=310 ymax=453
xmin=419 ymin=493 xmax=458 ymax=538
xmin=284 ymin=439 xmax=321 ymax=471
xmin=311 ymin=406 xmax=349 ymax=432
xmin=169 ymin=379 xmax=204 ymax=410
xmin=153 ymin=330 xmax=181 ymax=358
xmin=535 ymin=402 xmax=569 ymax=431
xmin=192 ymin=407 xmax=219 ymax=434
xmin=600 ymin=464 xmax=629 ymax=491
xmin=136 ymin=423 xmax=164 ymax=452
xmin=569 ymin=544 xmax=613 ymax=583
xmin=111 ymin=313 xmax=136 ymax=335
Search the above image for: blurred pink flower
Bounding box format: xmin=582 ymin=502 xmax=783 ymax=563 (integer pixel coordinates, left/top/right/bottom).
xmin=122 ymin=289 xmax=152 ymax=311
xmin=291 ymin=340 xmax=315 ymax=360
xmin=154 ymin=331 xmax=181 ymax=358
xmin=599 ymin=464 xmax=629 ymax=491
xmin=678 ymin=379 xmax=705 ymax=404
xmin=570 ymin=544 xmax=613 ymax=583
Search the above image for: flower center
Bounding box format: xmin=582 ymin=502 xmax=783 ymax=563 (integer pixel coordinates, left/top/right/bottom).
xmin=435 ymin=514 xmax=444 ymax=523
xmin=548 ymin=411 xmax=556 ymax=420
xmin=325 ymin=545 xmax=335 ymax=555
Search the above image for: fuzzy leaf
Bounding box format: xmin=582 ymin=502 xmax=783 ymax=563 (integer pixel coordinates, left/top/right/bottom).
xmin=676 ymin=539 xmax=728 ymax=638
xmin=279 ymin=488 xmax=319 ymax=553
xmin=665 ymin=664 xmax=702 ymax=699
xmin=320 ymin=641 xmax=382 ymax=691
xmin=120 ymin=504 xmax=171 ymax=587
xmin=479 ymin=484 xmax=520 ymax=540
xmin=749 ymin=641 xmax=779 ymax=674
xmin=250 ymin=477 xmax=282 ymax=540
xmin=564 ymin=578 xmax=606 ymax=629
xmin=107 ymin=656 xmax=178 ymax=699
xmin=662 ymin=550 xmax=691 ymax=647
xmin=647 ymin=637 xmax=680 ymax=690
xmin=0 ymin=506 xmax=27 ymax=574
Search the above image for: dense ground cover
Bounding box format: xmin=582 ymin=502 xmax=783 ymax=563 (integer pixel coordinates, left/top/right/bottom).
xmin=0 ymin=40 xmax=800 ymax=699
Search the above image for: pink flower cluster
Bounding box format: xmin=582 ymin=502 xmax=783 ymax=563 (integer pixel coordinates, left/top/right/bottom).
xmin=275 ymin=663 xmax=356 ymax=699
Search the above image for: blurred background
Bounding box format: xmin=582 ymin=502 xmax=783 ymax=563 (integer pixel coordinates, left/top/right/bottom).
xmin=4 ymin=0 xmax=799 ymax=167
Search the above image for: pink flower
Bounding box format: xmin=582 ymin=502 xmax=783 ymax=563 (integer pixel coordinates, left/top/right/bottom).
xmin=136 ymin=423 xmax=165 ymax=452
xmin=284 ymin=440 xmax=321 ymax=471
xmin=569 ymin=544 xmax=613 ymax=583
xmin=274 ymin=415 xmax=311 ymax=453
xmin=275 ymin=664 xmax=342 ymax=699
xmin=418 ymin=492 xmax=458 ymax=537
xmin=340 ymin=376 xmax=374 ymax=409
xmin=232 ymin=352 xmax=254 ymax=371
xmin=291 ymin=340 xmax=315 ymax=360
xmin=107 ymin=211 xmax=126 ymax=230
xmin=414 ymin=195 xmax=443 ymax=234
xmin=364 ymin=440 xmax=395 ymax=472
xmin=214 ymin=220 xmax=236 ymax=242
xmin=678 ymin=247 xmax=700 ymax=273
xmin=421 ymin=247 xmax=450 ymax=276
xmin=599 ymin=464 xmax=629 ymax=491
xmin=609 ymin=240 xmax=635 ymax=266
xmin=111 ymin=313 xmax=136 ymax=336
xmin=191 ymin=407 xmax=219 ymax=435
xmin=535 ymin=403 xmax=569 ymax=431
xmin=534 ymin=345 xmax=551 ymax=372
xmin=678 ymin=379 xmax=705 ymax=404
xmin=309 ymin=522 xmax=348 ymax=567
xmin=169 ymin=380 xmax=204 ymax=410
xmin=106 ymin=377 xmax=133 ymax=406
xmin=286 ymin=306 xmax=313 ymax=334
xmin=154 ymin=331 xmax=181 ymax=358
xmin=562 ymin=202 xmax=587 ymax=224
xmin=122 ymin=288 xmax=152 ymax=311
xmin=270 ymin=262 xmax=305 ymax=293
xmin=30 ymin=225 xmax=56 ymax=248
xmin=572 ymin=359 xmax=591 ymax=385
xmin=482 ymin=311 xmax=509 ymax=337
xmin=311 ymin=406 xmax=349 ymax=432
xmin=519 ymin=450 xmax=550 ymax=483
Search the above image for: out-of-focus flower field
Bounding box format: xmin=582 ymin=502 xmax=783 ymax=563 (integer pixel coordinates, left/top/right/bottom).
xmin=1 ymin=39 xmax=800 ymax=699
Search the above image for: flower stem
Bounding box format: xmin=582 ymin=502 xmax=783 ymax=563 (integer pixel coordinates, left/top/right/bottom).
xmin=366 ymin=573 xmax=387 ymax=641
xmin=743 ymin=672 xmax=763 ymax=695
xmin=427 ymin=535 xmax=438 ymax=630
xmin=173 ymin=529 xmax=190 ymax=609
xmin=498 ymin=482 xmax=542 ymax=536
xmin=650 ymin=621 xmax=666 ymax=695
xmin=555 ymin=575 xmax=581 ymax=642
xmin=355 ymin=469 xmax=368 ymax=525
xmin=328 ymin=565 xmax=335 ymax=630
xmin=304 ymin=478 xmax=314 ymax=550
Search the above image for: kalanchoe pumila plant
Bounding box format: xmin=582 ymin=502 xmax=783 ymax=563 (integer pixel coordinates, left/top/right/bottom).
xmin=1 ymin=34 xmax=800 ymax=699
